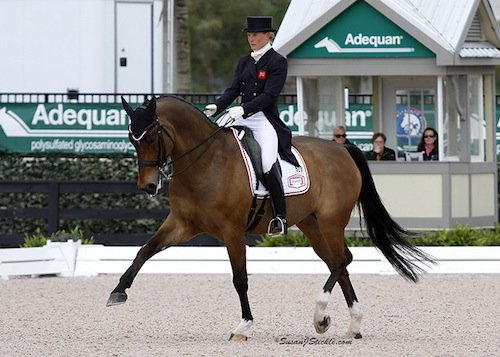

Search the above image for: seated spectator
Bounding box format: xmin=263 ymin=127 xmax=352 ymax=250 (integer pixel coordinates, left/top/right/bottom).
xmin=332 ymin=125 xmax=353 ymax=145
xmin=365 ymin=132 xmax=396 ymax=161
xmin=417 ymin=127 xmax=439 ymax=160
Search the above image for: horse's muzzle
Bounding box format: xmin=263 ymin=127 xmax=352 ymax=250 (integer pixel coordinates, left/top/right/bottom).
xmin=145 ymin=183 xmax=158 ymax=195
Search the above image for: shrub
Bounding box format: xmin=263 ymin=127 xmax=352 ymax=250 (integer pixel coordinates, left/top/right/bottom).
xmin=22 ymin=226 xmax=94 ymax=247
xmin=255 ymin=225 xmax=500 ymax=247
xmin=22 ymin=228 xmax=48 ymax=248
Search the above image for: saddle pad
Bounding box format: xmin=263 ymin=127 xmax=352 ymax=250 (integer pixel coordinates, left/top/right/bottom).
xmin=231 ymin=128 xmax=310 ymax=197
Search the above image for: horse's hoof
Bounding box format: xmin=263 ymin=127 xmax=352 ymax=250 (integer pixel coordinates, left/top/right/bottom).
xmin=229 ymin=333 xmax=248 ymax=342
xmin=314 ymin=315 xmax=331 ymax=334
xmin=106 ymin=292 xmax=127 ymax=306
xmin=354 ymin=332 xmax=362 ymax=339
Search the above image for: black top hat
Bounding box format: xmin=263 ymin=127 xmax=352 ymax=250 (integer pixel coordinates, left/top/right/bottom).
xmin=242 ymin=16 xmax=276 ymax=32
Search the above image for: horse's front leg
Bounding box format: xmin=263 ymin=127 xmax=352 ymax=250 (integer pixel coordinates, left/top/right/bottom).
xmin=226 ymin=235 xmax=253 ymax=341
xmin=106 ymin=215 xmax=194 ymax=306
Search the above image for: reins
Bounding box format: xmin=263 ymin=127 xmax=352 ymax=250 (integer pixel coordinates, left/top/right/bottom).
xmin=130 ymin=116 xmax=224 ymax=180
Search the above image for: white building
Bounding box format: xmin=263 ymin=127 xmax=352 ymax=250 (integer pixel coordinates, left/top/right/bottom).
xmin=0 ymin=0 xmax=163 ymax=93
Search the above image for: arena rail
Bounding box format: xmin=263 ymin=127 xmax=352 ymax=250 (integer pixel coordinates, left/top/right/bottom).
xmin=1 ymin=244 xmax=499 ymax=279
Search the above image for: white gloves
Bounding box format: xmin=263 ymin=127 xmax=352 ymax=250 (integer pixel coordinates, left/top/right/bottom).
xmin=228 ymin=106 xmax=244 ymax=119
xmin=203 ymin=104 xmax=217 ymax=116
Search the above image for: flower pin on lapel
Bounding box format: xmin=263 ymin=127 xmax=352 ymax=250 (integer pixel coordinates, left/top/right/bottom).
xmin=258 ymin=70 xmax=267 ymax=80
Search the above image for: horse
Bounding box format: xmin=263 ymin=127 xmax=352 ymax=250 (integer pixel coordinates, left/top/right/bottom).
xmin=107 ymin=95 xmax=432 ymax=341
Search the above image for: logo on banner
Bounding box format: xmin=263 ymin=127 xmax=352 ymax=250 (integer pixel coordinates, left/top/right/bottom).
xmin=314 ymin=34 xmax=415 ymax=54
xmin=396 ymin=107 xmax=426 ymax=137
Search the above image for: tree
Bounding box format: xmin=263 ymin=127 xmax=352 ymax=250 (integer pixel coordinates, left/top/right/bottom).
xmin=174 ymin=0 xmax=191 ymax=92
xmin=163 ymin=0 xmax=192 ymax=93
xmin=188 ymin=1 xmax=290 ymax=92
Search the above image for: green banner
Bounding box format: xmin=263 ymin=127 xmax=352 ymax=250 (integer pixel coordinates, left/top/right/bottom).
xmin=0 ymin=103 xmax=133 ymax=154
xmin=3 ymin=100 xmax=498 ymax=156
xmin=289 ymin=0 xmax=434 ymax=59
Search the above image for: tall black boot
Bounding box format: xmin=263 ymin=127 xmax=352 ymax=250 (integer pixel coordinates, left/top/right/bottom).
xmin=264 ymin=162 xmax=287 ymax=236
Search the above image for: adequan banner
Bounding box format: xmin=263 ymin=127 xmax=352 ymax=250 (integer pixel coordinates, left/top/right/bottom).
xmin=0 ymin=101 xmax=376 ymax=154
xmin=0 ymin=103 xmax=134 ymax=154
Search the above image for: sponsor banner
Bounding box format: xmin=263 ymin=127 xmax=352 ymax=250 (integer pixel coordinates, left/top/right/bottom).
xmin=0 ymin=101 xmax=374 ymax=155
xmin=0 ymin=103 xmax=133 ymax=154
xmin=279 ymin=103 xmax=374 ymax=147
xmin=6 ymin=100 xmax=500 ymax=156
xmin=289 ymin=1 xmax=434 ymax=59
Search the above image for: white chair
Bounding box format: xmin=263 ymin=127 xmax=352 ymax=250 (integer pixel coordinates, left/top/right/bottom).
xmin=405 ymin=151 xmax=424 ymax=161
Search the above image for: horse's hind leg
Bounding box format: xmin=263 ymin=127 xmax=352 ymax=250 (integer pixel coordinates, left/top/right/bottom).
xmin=297 ymin=216 xmax=362 ymax=337
xmin=338 ymin=258 xmax=363 ymax=339
xmin=107 ymin=215 xmax=195 ymax=306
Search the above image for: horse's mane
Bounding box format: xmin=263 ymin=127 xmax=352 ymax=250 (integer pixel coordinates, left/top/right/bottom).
xmin=156 ymin=95 xmax=217 ymax=128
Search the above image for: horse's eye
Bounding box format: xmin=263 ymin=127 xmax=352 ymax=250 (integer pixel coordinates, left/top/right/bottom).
xmin=144 ymin=132 xmax=156 ymax=144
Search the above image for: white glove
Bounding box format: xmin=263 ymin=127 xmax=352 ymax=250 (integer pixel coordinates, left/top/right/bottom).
xmin=203 ymin=104 xmax=217 ymax=116
xmin=215 ymin=112 xmax=235 ymax=127
xmin=228 ymin=106 xmax=244 ymax=119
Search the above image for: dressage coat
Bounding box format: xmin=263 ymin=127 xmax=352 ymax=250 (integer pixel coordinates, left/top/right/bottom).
xmin=214 ymin=48 xmax=299 ymax=167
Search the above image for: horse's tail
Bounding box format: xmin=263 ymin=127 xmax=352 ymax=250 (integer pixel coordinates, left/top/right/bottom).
xmin=344 ymin=144 xmax=434 ymax=282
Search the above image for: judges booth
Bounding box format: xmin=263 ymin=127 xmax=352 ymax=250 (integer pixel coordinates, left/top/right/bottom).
xmin=274 ymin=0 xmax=500 ymax=229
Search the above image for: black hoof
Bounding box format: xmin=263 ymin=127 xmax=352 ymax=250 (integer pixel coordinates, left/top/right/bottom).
xmin=106 ymin=292 xmax=127 ymax=306
xmin=354 ymin=333 xmax=362 ymax=339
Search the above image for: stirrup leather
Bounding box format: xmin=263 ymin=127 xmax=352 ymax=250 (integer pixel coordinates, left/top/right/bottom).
xmin=267 ymin=217 xmax=287 ymax=236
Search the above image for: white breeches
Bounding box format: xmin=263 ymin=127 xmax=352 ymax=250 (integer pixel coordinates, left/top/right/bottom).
xmin=232 ymin=111 xmax=278 ymax=173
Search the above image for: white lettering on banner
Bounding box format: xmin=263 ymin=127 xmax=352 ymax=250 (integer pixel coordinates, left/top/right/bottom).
xmin=32 ymin=104 xmax=128 ymax=130
xmin=344 ymin=33 xmax=403 ymax=47
xmin=64 ymin=109 xmax=77 ymax=125
xmin=345 ymin=110 xmax=371 ymax=127
xmin=29 ymin=138 xmax=133 ymax=153
xmin=279 ymin=105 xmax=302 ymax=126
xmin=279 ymin=106 xmax=371 ymax=130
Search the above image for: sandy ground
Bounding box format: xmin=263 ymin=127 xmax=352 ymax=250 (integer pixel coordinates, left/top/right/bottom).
xmin=1 ymin=273 xmax=499 ymax=357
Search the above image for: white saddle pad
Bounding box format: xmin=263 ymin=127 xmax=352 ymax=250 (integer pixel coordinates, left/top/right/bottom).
xmin=231 ymin=128 xmax=310 ymax=197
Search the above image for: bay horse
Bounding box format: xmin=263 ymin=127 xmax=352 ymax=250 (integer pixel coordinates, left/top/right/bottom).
xmin=107 ymin=95 xmax=431 ymax=341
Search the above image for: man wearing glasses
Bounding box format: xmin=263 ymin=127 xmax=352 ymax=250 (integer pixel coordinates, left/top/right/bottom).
xmin=332 ymin=125 xmax=353 ymax=145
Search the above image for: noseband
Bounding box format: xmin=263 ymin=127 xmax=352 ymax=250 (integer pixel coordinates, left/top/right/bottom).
xmin=129 ymin=118 xmax=172 ymax=169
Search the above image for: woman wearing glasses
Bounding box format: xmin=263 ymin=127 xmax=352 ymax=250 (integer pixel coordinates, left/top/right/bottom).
xmin=332 ymin=125 xmax=353 ymax=145
xmin=417 ymin=127 xmax=439 ymax=160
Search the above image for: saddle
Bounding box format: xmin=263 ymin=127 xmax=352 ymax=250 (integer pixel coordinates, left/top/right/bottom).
xmin=231 ymin=126 xmax=265 ymax=186
xmin=228 ymin=126 xmax=310 ymax=232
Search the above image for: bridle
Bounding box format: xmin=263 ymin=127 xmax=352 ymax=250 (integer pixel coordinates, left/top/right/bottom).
xmin=129 ymin=116 xmax=224 ymax=194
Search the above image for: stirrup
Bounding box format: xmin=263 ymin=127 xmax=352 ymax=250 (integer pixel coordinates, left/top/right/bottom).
xmin=267 ymin=217 xmax=287 ymax=236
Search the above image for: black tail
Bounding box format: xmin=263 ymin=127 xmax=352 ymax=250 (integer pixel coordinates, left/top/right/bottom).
xmin=344 ymin=145 xmax=434 ymax=282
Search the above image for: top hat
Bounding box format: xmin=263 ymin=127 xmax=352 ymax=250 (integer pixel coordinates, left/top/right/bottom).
xmin=242 ymin=16 xmax=276 ymax=33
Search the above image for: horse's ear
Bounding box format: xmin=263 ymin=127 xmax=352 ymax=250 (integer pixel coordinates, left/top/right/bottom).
xmin=121 ymin=96 xmax=135 ymax=118
xmin=146 ymin=97 xmax=157 ymax=117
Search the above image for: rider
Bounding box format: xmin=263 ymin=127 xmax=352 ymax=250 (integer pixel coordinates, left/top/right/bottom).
xmin=204 ymin=16 xmax=299 ymax=236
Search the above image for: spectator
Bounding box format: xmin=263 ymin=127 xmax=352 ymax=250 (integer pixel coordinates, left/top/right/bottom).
xmin=365 ymin=132 xmax=396 ymax=161
xmin=332 ymin=125 xmax=353 ymax=145
xmin=417 ymin=127 xmax=439 ymax=160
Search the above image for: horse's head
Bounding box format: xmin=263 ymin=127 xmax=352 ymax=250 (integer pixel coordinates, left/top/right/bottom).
xmin=122 ymin=96 xmax=170 ymax=196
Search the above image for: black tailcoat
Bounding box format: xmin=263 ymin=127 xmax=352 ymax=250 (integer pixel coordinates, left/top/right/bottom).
xmin=215 ymin=48 xmax=299 ymax=167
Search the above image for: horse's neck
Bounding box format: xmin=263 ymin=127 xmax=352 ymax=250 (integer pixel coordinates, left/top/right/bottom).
xmin=166 ymin=117 xmax=216 ymax=153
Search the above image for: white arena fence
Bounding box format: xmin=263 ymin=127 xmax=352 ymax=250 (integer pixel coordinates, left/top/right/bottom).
xmin=1 ymin=241 xmax=499 ymax=279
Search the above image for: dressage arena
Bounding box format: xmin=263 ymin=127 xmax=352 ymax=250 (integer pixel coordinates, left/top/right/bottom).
xmin=1 ymin=273 xmax=499 ymax=356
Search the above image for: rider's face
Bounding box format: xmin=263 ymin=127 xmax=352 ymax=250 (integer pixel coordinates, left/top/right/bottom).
xmin=247 ymin=32 xmax=271 ymax=51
